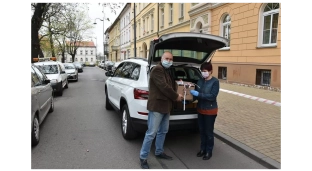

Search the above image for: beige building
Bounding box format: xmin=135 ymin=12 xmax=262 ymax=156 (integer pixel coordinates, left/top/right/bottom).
xmin=189 ymin=3 xmax=281 ymax=89
xmin=129 ymin=3 xmax=191 ymax=58
xmin=107 ymin=19 xmax=120 ymax=62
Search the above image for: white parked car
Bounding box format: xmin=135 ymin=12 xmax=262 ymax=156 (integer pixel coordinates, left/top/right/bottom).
xmin=34 ymin=61 xmax=69 ymax=96
xmin=104 ymin=32 xmax=228 ymax=140
xmin=64 ymin=63 xmax=78 ymax=82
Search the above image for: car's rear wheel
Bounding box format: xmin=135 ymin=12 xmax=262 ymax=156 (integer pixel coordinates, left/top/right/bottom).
xmin=105 ymin=88 xmax=113 ymax=110
xmin=121 ymin=104 xmax=138 ymax=140
xmin=32 ymin=115 xmax=40 ymax=146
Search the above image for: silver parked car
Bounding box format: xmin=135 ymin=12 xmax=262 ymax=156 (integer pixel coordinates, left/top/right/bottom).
xmin=31 ymin=64 xmax=54 ymax=146
xmin=64 ymin=63 xmax=78 ymax=82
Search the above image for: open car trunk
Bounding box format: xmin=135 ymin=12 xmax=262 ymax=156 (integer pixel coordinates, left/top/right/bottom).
xmin=149 ymin=65 xmax=201 ymax=115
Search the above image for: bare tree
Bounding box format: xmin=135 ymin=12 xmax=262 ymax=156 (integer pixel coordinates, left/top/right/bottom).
xmin=65 ymin=6 xmax=94 ymax=62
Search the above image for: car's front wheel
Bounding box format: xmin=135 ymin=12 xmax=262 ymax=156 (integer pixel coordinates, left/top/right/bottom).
xmin=121 ymin=104 xmax=138 ymax=140
xmin=32 ymin=115 xmax=40 ymax=146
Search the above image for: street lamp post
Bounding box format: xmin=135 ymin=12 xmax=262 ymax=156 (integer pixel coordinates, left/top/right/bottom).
xmin=94 ymin=17 xmax=104 ymax=63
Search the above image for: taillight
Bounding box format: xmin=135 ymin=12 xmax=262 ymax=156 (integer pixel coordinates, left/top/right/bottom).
xmin=134 ymin=88 xmax=149 ymax=100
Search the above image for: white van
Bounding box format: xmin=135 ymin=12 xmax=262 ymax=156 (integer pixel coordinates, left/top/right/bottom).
xmin=34 ymin=61 xmax=69 ymax=96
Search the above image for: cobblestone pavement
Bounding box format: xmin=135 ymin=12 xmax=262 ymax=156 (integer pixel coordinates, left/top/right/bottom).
xmin=216 ymin=82 xmax=281 ymax=164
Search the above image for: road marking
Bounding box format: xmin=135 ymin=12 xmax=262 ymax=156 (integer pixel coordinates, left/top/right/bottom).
xmin=220 ymin=88 xmax=281 ymax=107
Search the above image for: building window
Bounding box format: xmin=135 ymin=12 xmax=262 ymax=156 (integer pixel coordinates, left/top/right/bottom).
xmin=91 ymin=50 xmax=93 ymax=55
xmin=70 ymin=58 xmax=72 ymax=62
xmin=138 ymin=22 xmax=141 ymax=37
xmin=75 ymin=58 xmax=77 ymax=61
xmin=221 ymin=14 xmax=231 ymax=47
xmin=143 ymin=19 xmax=145 ymax=35
xmin=91 ymin=58 xmax=93 ymax=62
xmin=85 ymin=50 xmax=88 ymax=55
xmin=256 ymin=69 xmax=271 ymax=86
xmin=179 ymin=4 xmax=184 ymax=18
xmin=218 ymin=67 xmax=227 ymax=80
xmin=80 ymin=50 xmax=83 ymax=55
xmin=259 ymin=3 xmax=279 ymax=46
xmin=161 ymin=9 xmax=164 ymax=27
xmin=151 ymin=14 xmax=154 ymax=31
xmin=80 ymin=58 xmax=83 ymax=62
xmin=169 ymin=4 xmax=173 ymax=23
xmin=196 ymin=22 xmax=203 ymax=33
xmin=85 ymin=58 xmax=88 ymax=62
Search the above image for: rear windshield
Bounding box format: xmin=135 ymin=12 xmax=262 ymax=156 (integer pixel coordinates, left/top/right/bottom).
xmin=155 ymin=49 xmax=208 ymax=61
xmin=64 ymin=64 xmax=76 ymax=69
xmin=36 ymin=65 xmax=58 ymax=74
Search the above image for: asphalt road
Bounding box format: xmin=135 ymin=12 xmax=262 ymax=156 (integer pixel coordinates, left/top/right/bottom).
xmin=31 ymin=66 xmax=267 ymax=169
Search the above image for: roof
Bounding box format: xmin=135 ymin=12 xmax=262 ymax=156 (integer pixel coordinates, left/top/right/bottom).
xmin=108 ymin=3 xmax=130 ymax=33
xmin=123 ymin=58 xmax=148 ymax=66
xmin=66 ymin=41 xmax=95 ymax=47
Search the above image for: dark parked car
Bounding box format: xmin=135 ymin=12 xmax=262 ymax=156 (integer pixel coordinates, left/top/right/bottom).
xmin=73 ymin=62 xmax=83 ymax=72
xmin=104 ymin=61 xmax=115 ymax=71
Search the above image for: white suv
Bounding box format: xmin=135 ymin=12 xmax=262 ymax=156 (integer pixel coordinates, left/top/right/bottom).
xmin=105 ymin=32 xmax=228 ymax=140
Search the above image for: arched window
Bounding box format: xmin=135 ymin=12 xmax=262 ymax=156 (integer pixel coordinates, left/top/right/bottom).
xmin=222 ymin=14 xmax=231 ymax=47
xmin=196 ymin=22 xmax=203 ymax=33
xmin=259 ymin=3 xmax=279 ymax=46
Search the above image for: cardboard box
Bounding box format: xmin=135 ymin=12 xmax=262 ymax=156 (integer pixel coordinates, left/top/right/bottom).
xmin=176 ymin=80 xmax=195 ymax=100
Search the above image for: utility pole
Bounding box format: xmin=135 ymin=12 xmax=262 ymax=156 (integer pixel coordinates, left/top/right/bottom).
xmin=134 ymin=3 xmax=137 ymax=57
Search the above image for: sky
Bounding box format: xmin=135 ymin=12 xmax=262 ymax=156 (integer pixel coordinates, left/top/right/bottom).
xmin=87 ymin=3 xmax=126 ymax=55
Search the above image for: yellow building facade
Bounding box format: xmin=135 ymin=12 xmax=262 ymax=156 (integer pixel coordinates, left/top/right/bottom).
xmin=189 ymin=2 xmax=282 ymax=88
xmin=108 ymin=19 xmax=121 ymax=62
xmin=109 ymin=3 xmax=281 ymax=89
xmin=130 ymin=3 xmax=192 ymax=58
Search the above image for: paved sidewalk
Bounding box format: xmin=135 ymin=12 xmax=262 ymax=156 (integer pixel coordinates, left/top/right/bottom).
xmin=215 ymin=82 xmax=281 ymax=169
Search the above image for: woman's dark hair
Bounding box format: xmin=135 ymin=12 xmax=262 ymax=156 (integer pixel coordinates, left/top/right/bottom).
xmin=200 ymin=61 xmax=213 ymax=71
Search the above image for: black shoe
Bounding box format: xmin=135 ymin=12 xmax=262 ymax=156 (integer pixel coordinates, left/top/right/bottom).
xmin=203 ymin=152 xmax=212 ymax=160
xmin=155 ymin=152 xmax=173 ymax=160
xmin=196 ymin=150 xmax=205 ymax=157
xmin=140 ymin=158 xmax=149 ymax=169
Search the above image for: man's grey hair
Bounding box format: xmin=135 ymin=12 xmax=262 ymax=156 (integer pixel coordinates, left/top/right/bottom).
xmin=161 ymin=51 xmax=173 ymax=59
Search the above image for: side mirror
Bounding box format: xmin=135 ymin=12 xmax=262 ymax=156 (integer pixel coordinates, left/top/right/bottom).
xmin=61 ymin=71 xmax=66 ymax=74
xmin=105 ymin=72 xmax=113 ymax=77
xmin=44 ymin=79 xmax=51 ymax=84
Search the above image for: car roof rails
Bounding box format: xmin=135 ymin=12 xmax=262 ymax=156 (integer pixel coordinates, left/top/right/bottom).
xmin=127 ymin=57 xmax=147 ymax=61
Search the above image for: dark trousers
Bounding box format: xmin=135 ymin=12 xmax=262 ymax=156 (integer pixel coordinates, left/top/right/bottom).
xmin=197 ymin=113 xmax=217 ymax=153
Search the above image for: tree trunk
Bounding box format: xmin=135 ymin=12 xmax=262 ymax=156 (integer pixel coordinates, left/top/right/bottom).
xmin=31 ymin=3 xmax=48 ymax=63
xmin=62 ymin=52 xmax=65 ymax=63
xmin=48 ymin=18 xmax=56 ymax=57
xmin=71 ymin=54 xmax=76 ymax=62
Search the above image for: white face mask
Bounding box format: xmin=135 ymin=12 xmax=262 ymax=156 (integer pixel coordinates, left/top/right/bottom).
xmin=201 ymin=71 xmax=209 ymax=78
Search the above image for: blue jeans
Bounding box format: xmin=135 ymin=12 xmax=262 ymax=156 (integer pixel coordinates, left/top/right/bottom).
xmin=139 ymin=111 xmax=170 ymax=159
xmin=197 ymin=114 xmax=217 ymax=153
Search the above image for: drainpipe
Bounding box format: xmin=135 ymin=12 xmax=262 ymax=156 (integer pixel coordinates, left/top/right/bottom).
xmin=134 ymin=3 xmax=137 ymax=57
xmin=157 ymin=3 xmax=159 ymax=38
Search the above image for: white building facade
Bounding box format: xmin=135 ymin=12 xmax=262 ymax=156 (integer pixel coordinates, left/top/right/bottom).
xmin=119 ymin=3 xmax=131 ymax=60
xmin=66 ymin=41 xmax=96 ymax=64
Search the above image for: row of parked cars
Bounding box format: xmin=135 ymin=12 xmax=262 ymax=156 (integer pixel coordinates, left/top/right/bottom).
xmin=99 ymin=60 xmax=120 ymax=72
xmin=31 ymin=59 xmax=84 ymax=146
xmin=104 ymin=32 xmax=228 ymax=140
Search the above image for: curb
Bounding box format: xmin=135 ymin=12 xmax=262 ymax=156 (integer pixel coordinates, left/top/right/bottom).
xmin=214 ymin=130 xmax=281 ymax=169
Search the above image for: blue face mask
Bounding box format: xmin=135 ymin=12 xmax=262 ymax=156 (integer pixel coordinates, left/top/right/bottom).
xmin=161 ymin=60 xmax=173 ymax=68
